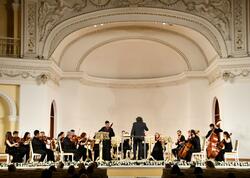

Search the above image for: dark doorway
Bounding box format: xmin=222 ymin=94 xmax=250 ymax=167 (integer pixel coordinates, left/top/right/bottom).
xmin=50 ymin=102 xmax=55 ymax=138
xmin=214 ymin=98 xmax=221 ymax=127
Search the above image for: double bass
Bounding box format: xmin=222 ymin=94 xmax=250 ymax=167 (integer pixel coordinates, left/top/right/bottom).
xmin=206 ymin=131 xmax=224 ymax=159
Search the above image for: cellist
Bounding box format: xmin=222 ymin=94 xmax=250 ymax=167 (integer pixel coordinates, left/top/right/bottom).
xmin=185 ymin=129 xmax=201 ymax=162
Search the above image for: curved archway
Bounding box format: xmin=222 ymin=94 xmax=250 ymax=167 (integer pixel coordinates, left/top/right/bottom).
xmin=41 ymin=8 xmax=228 ymax=59
xmin=0 ymin=91 xmax=17 ymax=121
xmin=212 ymin=97 xmax=221 ymax=127
xmin=49 ymin=100 xmax=57 ymax=138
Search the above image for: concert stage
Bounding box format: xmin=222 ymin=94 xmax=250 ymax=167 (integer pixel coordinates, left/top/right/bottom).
xmin=0 ymin=160 xmax=250 ymax=178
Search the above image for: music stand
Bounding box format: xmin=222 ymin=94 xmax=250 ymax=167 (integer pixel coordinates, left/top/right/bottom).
xmin=95 ymin=132 xmax=109 ymax=162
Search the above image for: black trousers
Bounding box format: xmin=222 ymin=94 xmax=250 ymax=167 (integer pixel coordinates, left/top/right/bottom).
xmin=133 ymin=138 xmax=147 ymax=160
xmin=8 ymin=147 xmax=26 ymax=163
xmin=64 ymin=149 xmax=81 ymax=161
xmin=215 ymin=149 xmax=232 ymax=161
xmin=172 ymin=146 xmax=181 ymax=160
xmin=185 ymin=149 xmax=200 ymax=162
xmin=77 ymin=146 xmax=92 ymax=161
xmin=34 ymin=149 xmax=55 ymax=162
xmin=103 ymin=140 xmax=112 ymax=161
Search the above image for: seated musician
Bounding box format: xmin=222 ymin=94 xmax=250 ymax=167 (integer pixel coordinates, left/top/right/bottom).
xmin=32 ymin=130 xmax=55 ymax=162
xmin=172 ymin=130 xmax=185 ymax=160
xmin=185 ymin=129 xmax=201 ymax=162
xmin=151 ymin=132 xmax=164 ymax=160
xmin=77 ymin=132 xmax=92 ymax=161
xmin=62 ymin=131 xmax=81 ymax=161
xmin=206 ymin=123 xmax=223 ymax=140
xmin=20 ymin=132 xmax=31 ymax=162
xmin=118 ymin=130 xmax=131 ymax=159
xmin=215 ymin=131 xmax=233 ymax=161
xmin=5 ymin=131 xmax=25 ymax=163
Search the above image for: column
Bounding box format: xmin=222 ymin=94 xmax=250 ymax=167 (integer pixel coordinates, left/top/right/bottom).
xmin=12 ymin=0 xmax=20 ymax=55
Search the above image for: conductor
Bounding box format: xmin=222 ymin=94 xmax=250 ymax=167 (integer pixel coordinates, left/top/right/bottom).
xmin=131 ymin=116 xmax=149 ymax=160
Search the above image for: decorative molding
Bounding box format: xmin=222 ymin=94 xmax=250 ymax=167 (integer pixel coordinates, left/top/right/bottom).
xmin=36 ymin=0 xmax=231 ymax=42
xmin=0 ymin=58 xmax=61 ymax=85
xmin=232 ymin=0 xmax=248 ymax=56
xmin=22 ymin=0 xmax=232 ymax=58
xmin=23 ymin=0 xmax=38 ymax=57
xmin=1 ymin=57 xmax=250 ymax=88
xmin=222 ymin=69 xmax=250 ymax=82
xmin=42 ymin=8 xmax=228 ymax=59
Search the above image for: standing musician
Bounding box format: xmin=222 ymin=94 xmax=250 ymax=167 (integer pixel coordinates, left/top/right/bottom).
xmin=5 ymin=131 xmax=25 ymax=162
xmin=98 ymin=120 xmax=115 ymax=161
xmin=172 ymin=130 xmax=186 ymax=160
xmin=151 ymin=132 xmax=164 ymax=160
xmin=131 ymin=116 xmax=149 ymax=160
xmin=185 ymin=129 xmax=201 ymax=162
xmin=62 ymin=131 xmax=81 ymax=161
xmin=77 ymin=132 xmax=93 ymax=161
xmin=32 ymin=130 xmax=55 ymax=162
xmin=215 ymin=131 xmax=233 ymax=161
xmin=206 ymin=123 xmax=223 ymax=140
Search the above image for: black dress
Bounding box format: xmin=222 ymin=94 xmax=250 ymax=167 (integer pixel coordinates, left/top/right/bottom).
xmin=215 ymin=139 xmax=233 ymax=161
xmin=5 ymin=140 xmax=25 ymax=163
xmin=151 ymin=140 xmax=164 ymax=160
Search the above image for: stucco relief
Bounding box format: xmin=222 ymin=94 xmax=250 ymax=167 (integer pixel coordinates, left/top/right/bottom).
xmin=233 ymin=0 xmax=247 ymax=55
xmin=25 ymin=1 xmax=37 ymax=55
xmin=37 ymin=0 xmax=231 ymax=42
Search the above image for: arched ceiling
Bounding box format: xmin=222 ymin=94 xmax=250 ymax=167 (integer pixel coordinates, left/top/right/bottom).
xmin=51 ymin=22 xmax=218 ymax=80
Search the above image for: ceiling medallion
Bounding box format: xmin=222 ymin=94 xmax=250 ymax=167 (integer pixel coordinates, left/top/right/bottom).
xmin=159 ymin=0 xmax=179 ymax=6
xmin=89 ymin=0 xmax=110 ymax=6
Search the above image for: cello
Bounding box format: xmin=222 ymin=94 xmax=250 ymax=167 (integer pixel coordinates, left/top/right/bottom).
xmin=178 ymin=139 xmax=193 ymax=159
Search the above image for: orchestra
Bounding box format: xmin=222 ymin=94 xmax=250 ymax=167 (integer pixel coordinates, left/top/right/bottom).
xmin=3 ymin=118 xmax=234 ymax=163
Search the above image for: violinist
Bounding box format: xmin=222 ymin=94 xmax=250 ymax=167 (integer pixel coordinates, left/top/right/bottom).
xmin=185 ymin=129 xmax=201 ymax=162
xmin=99 ymin=120 xmax=115 ymax=161
xmin=62 ymin=131 xmax=80 ymax=161
xmin=206 ymin=123 xmax=223 ymax=140
xmin=172 ymin=130 xmax=185 ymax=160
xmin=5 ymin=131 xmax=25 ymax=162
xmin=12 ymin=131 xmax=21 ymax=145
xmin=32 ymin=130 xmax=55 ymax=162
xmin=21 ymin=132 xmax=31 ymax=162
xmin=57 ymin=132 xmax=65 ymax=143
xmin=215 ymin=131 xmax=233 ymax=161
xmin=77 ymin=132 xmax=92 ymax=161
xmin=151 ymin=132 xmax=164 ymax=160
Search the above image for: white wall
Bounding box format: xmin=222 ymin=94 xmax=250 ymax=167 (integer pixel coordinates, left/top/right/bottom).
xmin=209 ymin=79 xmax=250 ymax=158
xmin=17 ymin=77 xmax=250 ymax=158
xmin=19 ymin=81 xmax=60 ymax=136
xmin=59 ymin=79 xmax=210 ymax=139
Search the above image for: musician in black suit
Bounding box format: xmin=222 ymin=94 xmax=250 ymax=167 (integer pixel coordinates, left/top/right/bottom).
xmin=98 ymin=120 xmax=115 ymax=161
xmin=62 ymin=132 xmax=81 ymax=161
xmin=172 ymin=130 xmax=186 ymax=160
xmin=32 ymin=130 xmax=55 ymax=162
xmin=131 ymin=116 xmax=149 ymax=160
xmin=206 ymin=123 xmax=223 ymax=140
